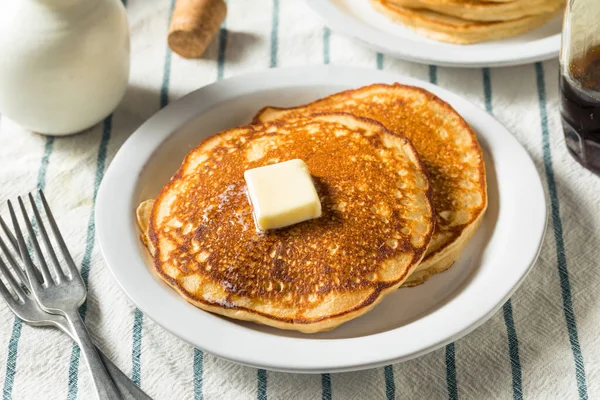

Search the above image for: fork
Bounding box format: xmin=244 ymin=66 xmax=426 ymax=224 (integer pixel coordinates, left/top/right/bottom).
xmin=8 ymin=191 xmax=122 ymax=400
xmin=0 ymin=215 xmax=151 ymax=400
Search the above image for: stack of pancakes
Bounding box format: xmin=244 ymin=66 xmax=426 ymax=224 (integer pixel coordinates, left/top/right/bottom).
xmin=137 ymin=83 xmax=487 ymax=333
xmin=372 ymin=0 xmax=565 ymax=44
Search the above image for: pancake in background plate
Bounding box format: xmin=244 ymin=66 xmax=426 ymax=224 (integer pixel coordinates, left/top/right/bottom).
xmin=138 ymin=112 xmax=435 ymax=333
xmin=371 ymin=0 xmax=561 ymax=44
xmin=386 ymin=0 xmax=564 ymax=22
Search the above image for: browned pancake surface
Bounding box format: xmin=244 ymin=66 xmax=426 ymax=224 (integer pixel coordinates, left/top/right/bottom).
xmin=149 ymin=112 xmax=434 ymax=332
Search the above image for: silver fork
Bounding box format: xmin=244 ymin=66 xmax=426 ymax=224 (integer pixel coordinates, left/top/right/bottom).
xmin=8 ymin=191 xmax=122 ymax=400
xmin=0 ymin=215 xmax=151 ymax=400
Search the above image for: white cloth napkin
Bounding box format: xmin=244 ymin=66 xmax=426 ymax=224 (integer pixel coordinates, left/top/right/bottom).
xmin=1 ymin=0 xmax=599 ymax=399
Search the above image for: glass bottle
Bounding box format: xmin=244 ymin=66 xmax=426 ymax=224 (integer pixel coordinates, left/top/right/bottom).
xmin=559 ymin=0 xmax=600 ymax=176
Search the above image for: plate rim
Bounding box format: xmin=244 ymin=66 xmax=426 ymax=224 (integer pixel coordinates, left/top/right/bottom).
xmin=304 ymin=0 xmax=560 ymax=68
xmin=96 ymin=65 xmax=547 ymax=373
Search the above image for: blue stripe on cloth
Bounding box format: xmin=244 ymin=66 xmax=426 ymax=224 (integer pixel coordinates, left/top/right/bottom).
xmin=217 ymin=25 xmax=228 ymax=81
xmin=503 ymin=300 xmax=523 ymax=400
xmin=131 ymin=308 xmax=143 ymax=387
xmin=482 ymin=68 xmax=493 ymax=114
xmin=193 ymin=349 xmax=203 ymax=400
xmin=321 ymin=373 xmax=331 ymax=400
xmin=376 ymin=53 xmax=384 ymax=70
xmin=429 ymin=65 xmax=437 ymax=85
xmin=323 ymin=28 xmax=330 ymax=65
xmin=535 ymin=62 xmax=588 ymax=400
xmin=384 ymin=365 xmax=395 ymax=400
xmin=2 ymin=137 xmax=54 ymax=400
xmin=160 ymin=0 xmax=177 ymax=109
xmin=2 ymin=320 xmax=21 ymax=400
xmin=257 ymin=369 xmax=267 ymax=400
xmin=482 ymin=67 xmax=523 ymax=400
xmin=446 ymin=343 xmax=458 ymax=400
xmin=269 ymin=0 xmax=279 ymax=68
xmin=37 ymin=138 xmax=55 ymax=192
xmin=66 ymin=117 xmax=113 ymax=400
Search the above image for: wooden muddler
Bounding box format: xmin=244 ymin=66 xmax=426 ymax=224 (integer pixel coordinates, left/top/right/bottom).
xmin=168 ymin=0 xmax=227 ymax=59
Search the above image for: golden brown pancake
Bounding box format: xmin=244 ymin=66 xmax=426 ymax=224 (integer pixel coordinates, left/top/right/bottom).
xmin=372 ymin=0 xmax=560 ymax=44
xmin=141 ymin=113 xmax=435 ymax=333
xmin=387 ymin=0 xmax=564 ymax=22
xmin=253 ymin=84 xmax=487 ymax=286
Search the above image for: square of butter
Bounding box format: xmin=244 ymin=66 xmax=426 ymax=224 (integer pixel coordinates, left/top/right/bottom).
xmin=244 ymin=159 xmax=322 ymax=231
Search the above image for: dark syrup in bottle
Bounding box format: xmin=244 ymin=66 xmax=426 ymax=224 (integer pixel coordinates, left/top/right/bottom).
xmin=560 ymin=46 xmax=600 ymax=176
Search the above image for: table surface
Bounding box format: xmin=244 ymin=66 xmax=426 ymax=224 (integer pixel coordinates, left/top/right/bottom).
xmin=1 ymin=0 xmax=599 ymax=399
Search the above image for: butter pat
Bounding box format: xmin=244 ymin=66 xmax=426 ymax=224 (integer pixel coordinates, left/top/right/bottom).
xmin=244 ymin=159 xmax=322 ymax=230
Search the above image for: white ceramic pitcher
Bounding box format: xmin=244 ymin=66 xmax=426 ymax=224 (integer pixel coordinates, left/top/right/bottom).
xmin=0 ymin=0 xmax=130 ymax=136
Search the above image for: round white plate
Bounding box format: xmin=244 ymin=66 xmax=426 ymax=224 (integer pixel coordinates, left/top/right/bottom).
xmin=305 ymin=0 xmax=562 ymax=67
xmin=96 ymin=66 xmax=546 ymax=373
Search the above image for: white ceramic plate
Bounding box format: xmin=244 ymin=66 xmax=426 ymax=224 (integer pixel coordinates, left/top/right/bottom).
xmin=96 ymin=66 xmax=546 ymax=373
xmin=305 ymin=0 xmax=562 ymax=67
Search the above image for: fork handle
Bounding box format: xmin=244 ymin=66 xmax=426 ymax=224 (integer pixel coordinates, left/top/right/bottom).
xmin=53 ymin=317 xmax=150 ymax=399
xmin=64 ymin=308 xmax=123 ymax=400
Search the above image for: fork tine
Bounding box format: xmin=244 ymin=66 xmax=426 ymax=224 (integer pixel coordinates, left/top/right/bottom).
xmin=28 ymin=193 xmax=66 ymax=283
xmin=8 ymin=200 xmax=43 ymax=291
xmin=0 ymin=229 xmax=28 ymax=285
xmin=0 ymin=271 xmax=22 ymax=307
xmin=17 ymin=197 xmax=53 ymax=286
xmin=0 ymin=214 xmax=18 ymax=253
xmin=39 ymin=190 xmax=78 ymax=277
xmin=0 ymin=257 xmax=25 ymax=301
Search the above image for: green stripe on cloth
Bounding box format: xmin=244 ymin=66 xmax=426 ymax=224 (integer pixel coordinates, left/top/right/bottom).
xmin=66 ymin=116 xmax=113 ymax=400
xmin=482 ymin=67 xmax=523 ymax=400
xmin=217 ymin=25 xmax=228 ymax=81
xmin=429 ymin=65 xmax=437 ymax=85
xmin=376 ymin=53 xmax=383 ymax=70
xmin=384 ymin=365 xmax=395 ymax=400
xmin=131 ymin=308 xmax=143 ymax=387
xmin=323 ymin=28 xmax=330 ymax=65
xmin=321 ymin=373 xmax=331 ymax=400
xmin=269 ymin=0 xmax=279 ymax=68
xmin=503 ymin=300 xmax=523 ymax=400
xmin=257 ymin=369 xmax=267 ymax=400
xmin=535 ymin=62 xmax=588 ymax=400
xmin=2 ymin=320 xmax=21 ymax=400
xmin=37 ymin=138 xmax=55 ymax=192
xmin=2 ymin=137 xmax=54 ymax=400
xmin=160 ymin=0 xmax=177 ymax=109
xmin=193 ymin=349 xmax=203 ymax=400
xmin=446 ymin=342 xmax=458 ymax=400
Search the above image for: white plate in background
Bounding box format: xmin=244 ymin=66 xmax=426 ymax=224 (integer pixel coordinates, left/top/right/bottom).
xmin=96 ymin=66 xmax=547 ymax=372
xmin=305 ymin=0 xmax=562 ymax=68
